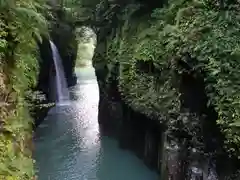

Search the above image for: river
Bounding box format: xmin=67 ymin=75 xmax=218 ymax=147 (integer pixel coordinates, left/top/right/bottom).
xmin=33 ymin=66 xmax=159 ymax=180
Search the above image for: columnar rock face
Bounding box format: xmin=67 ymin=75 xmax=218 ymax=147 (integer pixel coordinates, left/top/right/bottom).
xmin=90 ymin=0 xmax=240 ymax=179
xmin=91 ymin=0 xmax=168 ymax=175
xmin=35 ymin=0 xmax=240 ymax=178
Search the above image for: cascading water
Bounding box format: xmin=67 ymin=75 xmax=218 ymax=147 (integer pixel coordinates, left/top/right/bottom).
xmin=50 ymin=41 xmax=70 ymax=105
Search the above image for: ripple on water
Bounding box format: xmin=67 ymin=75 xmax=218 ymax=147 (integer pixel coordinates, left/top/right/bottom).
xmin=34 ymin=67 xmax=159 ymax=180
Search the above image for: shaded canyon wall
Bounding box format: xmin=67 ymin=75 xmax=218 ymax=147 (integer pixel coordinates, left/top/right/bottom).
xmin=91 ymin=0 xmax=240 ymax=179
xmin=37 ymin=9 xmax=77 ymax=101
xmin=34 ymin=8 xmax=78 ymax=128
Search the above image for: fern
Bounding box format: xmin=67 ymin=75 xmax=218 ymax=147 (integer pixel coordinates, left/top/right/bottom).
xmin=0 ymin=0 xmax=47 ymax=179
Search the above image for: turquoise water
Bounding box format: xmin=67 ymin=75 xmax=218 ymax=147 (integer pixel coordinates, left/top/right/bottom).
xmin=33 ymin=66 xmax=159 ymax=180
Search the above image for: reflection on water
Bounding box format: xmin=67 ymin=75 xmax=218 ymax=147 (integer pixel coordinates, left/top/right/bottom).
xmin=33 ymin=66 xmax=159 ymax=180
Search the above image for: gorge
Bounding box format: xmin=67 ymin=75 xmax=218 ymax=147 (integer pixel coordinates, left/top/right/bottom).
xmin=1 ymin=0 xmax=240 ymax=179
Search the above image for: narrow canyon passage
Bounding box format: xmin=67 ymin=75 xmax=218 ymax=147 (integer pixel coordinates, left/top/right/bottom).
xmin=33 ymin=66 xmax=159 ymax=180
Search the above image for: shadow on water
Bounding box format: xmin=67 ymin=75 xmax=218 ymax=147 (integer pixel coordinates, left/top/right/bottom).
xmin=33 ymin=66 xmax=158 ymax=180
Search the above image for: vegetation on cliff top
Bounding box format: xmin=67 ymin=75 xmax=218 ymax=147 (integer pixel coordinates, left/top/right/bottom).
xmin=65 ymin=0 xmax=240 ymax=161
xmin=0 ymin=0 xmax=47 ymax=179
xmin=1 ymin=0 xmax=240 ymax=178
xmin=102 ymin=0 xmax=240 ymax=158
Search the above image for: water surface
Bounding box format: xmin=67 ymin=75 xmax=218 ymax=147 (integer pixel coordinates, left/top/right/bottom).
xmin=34 ymin=66 xmax=159 ymax=180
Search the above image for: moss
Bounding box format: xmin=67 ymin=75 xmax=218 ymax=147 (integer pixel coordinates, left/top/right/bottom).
xmin=0 ymin=63 xmax=37 ymax=179
xmin=0 ymin=42 xmax=41 ymax=179
xmin=98 ymin=0 xmax=240 ymax=157
xmin=65 ymin=0 xmax=240 ymax=173
xmin=0 ymin=0 xmax=46 ymax=179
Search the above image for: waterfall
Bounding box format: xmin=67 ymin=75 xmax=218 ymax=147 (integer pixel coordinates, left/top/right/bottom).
xmin=50 ymin=41 xmax=70 ymax=105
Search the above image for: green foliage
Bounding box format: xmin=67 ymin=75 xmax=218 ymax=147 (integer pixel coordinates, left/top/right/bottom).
xmin=0 ymin=0 xmax=47 ymax=179
xmin=149 ymin=0 xmax=240 ymax=155
xmin=75 ymin=26 xmax=96 ymax=67
xmin=104 ymin=4 xmax=181 ymax=121
xmin=60 ymin=0 xmax=100 ymax=24
xmin=102 ymin=0 xmax=240 ymax=156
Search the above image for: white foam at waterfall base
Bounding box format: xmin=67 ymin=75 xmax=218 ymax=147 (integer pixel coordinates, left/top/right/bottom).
xmin=50 ymin=41 xmax=70 ymax=106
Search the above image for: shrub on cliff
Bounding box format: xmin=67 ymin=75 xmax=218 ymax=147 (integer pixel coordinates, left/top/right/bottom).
xmin=103 ymin=0 xmax=240 ymax=157
xmin=67 ymin=0 xmax=240 ymax=159
xmin=146 ymin=0 xmax=240 ymax=156
xmin=0 ymin=0 xmax=47 ymax=179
